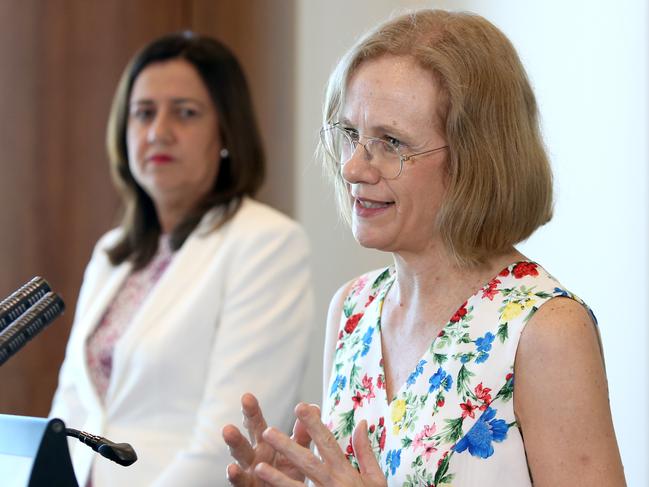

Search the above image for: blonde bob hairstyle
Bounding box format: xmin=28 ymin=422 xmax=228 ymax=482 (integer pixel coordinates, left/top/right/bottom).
xmin=320 ymin=9 xmax=553 ymax=266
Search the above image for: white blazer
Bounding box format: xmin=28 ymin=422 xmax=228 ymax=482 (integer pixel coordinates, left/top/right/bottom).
xmin=50 ymin=198 xmax=314 ymax=487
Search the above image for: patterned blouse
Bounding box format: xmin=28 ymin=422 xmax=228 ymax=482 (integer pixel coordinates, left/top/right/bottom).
xmin=86 ymin=236 xmax=174 ymax=402
xmin=323 ymin=261 xmax=590 ymax=486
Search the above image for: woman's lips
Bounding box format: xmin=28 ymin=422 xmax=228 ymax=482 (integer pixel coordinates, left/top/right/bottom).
xmin=353 ymin=197 xmax=394 ymax=217
xmin=148 ymin=154 xmax=174 ymax=164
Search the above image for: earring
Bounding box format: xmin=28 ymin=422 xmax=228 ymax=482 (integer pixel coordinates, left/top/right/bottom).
xmin=220 ymin=148 xmax=229 ymax=159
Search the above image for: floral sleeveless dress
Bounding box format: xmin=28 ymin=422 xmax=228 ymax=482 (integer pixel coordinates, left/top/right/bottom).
xmin=323 ymin=261 xmax=591 ymax=486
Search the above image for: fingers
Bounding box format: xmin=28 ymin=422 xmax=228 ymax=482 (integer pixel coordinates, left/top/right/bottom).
xmin=291 ymin=415 xmax=312 ymax=450
xmin=225 ymin=462 xmax=254 ymax=487
xmin=352 ymin=420 xmax=384 ymax=481
xmin=255 ymin=462 xmax=305 ymax=487
xmin=241 ymin=393 xmax=268 ymax=445
xmin=263 ymin=426 xmax=330 ymax=484
xmin=293 ymin=403 xmax=347 ymax=466
xmin=222 ymin=424 xmax=256 ymax=469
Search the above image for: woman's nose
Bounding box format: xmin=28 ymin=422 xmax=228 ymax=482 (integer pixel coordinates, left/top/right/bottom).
xmin=341 ymin=144 xmax=381 ymax=185
xmin=146 ymin=112 xmax=175 ymax=145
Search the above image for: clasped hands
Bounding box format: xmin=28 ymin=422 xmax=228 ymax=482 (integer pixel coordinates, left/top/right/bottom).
xmin=222 ymin=393 xmax=387 ymax=487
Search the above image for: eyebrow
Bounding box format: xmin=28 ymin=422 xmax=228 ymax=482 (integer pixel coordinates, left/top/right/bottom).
xmin=129 ymin=97 xmax=208 ymax=107
xmin=338 ymin=116 xmax=413 ymax=141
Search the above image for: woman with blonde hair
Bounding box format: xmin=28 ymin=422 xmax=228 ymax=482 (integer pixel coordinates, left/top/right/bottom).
xmin=223 ymin=9 xmax=625 ymax=486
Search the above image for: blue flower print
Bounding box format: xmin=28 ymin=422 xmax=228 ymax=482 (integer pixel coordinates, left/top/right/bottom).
xmin=475 ymin=332 xmax=495 ymax=353
xmin=385 ymin=448 xmax=401 ymax=476
xmin=553 ymin=286 xmax=569 ymax=297
xmin=329 ymin=375 xmax=347 ymax=397
xmin=361 ymin=326 xmax=374 ymax=357
xmin=453 ymin=407 xmax=509 ymax=459
xmin=428 ymin=367 xmax=452 ymax=393
xmin=406 ymin=359 xmax=427 ymax=386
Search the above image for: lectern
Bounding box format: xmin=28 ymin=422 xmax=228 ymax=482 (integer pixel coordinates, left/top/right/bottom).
xmin=0 ymin=414 xmax=78 ymax=487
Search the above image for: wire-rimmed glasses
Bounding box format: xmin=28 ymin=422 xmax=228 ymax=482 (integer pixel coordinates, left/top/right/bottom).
xmin=319 ymin=122 xmax=448 ymax=180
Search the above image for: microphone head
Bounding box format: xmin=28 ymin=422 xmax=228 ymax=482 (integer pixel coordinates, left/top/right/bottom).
xmin=97 ymin=442 xmax=138 ymax=467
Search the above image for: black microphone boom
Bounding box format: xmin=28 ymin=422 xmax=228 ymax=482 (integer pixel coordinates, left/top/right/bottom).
xmin=66 ymin=428 xmax=138 ymax=467
xmin=0 ymin=291 xmax=65 ymax=366
xmin=0 ymin=276 xmax=51 ymax=333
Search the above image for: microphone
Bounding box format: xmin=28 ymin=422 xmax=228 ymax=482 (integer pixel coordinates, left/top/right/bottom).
xmin=0 ymin=291 xmax=65 ymax=366
xmin=66 ymin=428 xmax=138 ymax=466
xmin=0 ymin=276 xmax=51 ymax=333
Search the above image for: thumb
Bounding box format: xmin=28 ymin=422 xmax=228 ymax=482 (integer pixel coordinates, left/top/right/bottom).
xmin=352 ymin=420 xmax=384 ymax=480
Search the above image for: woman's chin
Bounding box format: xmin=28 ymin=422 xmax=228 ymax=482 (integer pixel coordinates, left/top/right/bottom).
xmin=352 ymin=229 xmax=392 ymax=252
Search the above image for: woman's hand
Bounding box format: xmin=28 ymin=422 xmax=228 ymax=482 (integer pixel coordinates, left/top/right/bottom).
xmin=254 ymin=403 xmax=387 ymax=487
xmin=223 ymin=393 xmax=312 ymax=486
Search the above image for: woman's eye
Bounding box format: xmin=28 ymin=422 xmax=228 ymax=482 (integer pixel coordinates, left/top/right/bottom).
xmin=384 ymin=136 xmax=403 ymax=149
xmin=131 ymin=108 xmax=155 ymax=121
xmin=342 ymin=127 xmax=359 ymax=141
xmin=177 ymin=107 xmax=199 ymax=119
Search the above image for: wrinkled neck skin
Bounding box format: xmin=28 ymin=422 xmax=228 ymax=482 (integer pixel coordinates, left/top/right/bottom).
xmin=387 ymin=240 xmax=525 ymax=330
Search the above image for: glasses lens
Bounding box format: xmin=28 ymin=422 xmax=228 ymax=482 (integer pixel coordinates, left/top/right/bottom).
xmin=366 ymin=139 xmax=401 ymax=179
xmin=320 ymin=126 xmax=354 ymax=164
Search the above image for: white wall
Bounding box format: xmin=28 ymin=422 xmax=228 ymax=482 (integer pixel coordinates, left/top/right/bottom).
xmin=294 ymin=1 xmax=648 ymax=485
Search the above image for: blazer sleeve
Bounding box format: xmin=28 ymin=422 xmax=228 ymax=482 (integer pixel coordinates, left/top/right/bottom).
xmin=151 ymin=214 xmax=314 ymax=486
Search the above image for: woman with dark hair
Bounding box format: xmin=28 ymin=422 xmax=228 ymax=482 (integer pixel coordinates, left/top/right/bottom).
xmin=50 ymin=32 xmax=313 ymax=486
xmin=223 ymin=10 xmax=625 ymax=487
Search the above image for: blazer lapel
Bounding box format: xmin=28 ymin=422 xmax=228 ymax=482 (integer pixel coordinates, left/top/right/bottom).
xmin=106 ymin=226 xmax=226 ymax=410
xmin=73 ymin=260 xmax=132 ymax=415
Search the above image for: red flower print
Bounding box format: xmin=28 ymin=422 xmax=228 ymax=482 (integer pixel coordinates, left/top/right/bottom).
xmin=369 ymin=424 xmax=375 ymax=433
xmin=460 ymin=399 xmax=478 ymax=419
xmin=378 ymin=416 xmax=384 ymax=427
xmin=506 ymin=373 xmax=513 ymax=381
xmin=474 ymin=383 xmax=492 ymax=403
xmin=365 ymin=294 xmax=376 ymax=307
xmin=351 ymin=391 xmax=364 ymax=409
xmin=346 ymin=437 xmax=354 ymax=455
xmin=481 ymin=278 xmax=501 ymax=301
xmin=499 ymin=268 xmax=510 ymax=277
xmin=437 ymin=398 xmax=445 ymax=407
xmin=450 ymin=302 xmax=468 ymax=323
xmin=437 ymin=329 xmax=445 ymax=338
xmin=379 ymin=427 xmax=386 ymax=450
xmin=344 ymin=313 xmax=363 ymax=334
xmin=361 ymin=374 xmax=375 ymax=401
xmin=475 ymin=382 xmax=492 ymax=410
xmin=512 ymin=262 xmax=539 ymax=279
xmin=377 ymin=373 xmax=385 ymax=389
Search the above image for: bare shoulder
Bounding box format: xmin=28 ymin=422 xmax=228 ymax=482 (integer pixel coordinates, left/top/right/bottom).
xmin=515 ymin=297 xmax=626 ymax=486
xmin=519 ymin=296 xmax=602 ymax=362
xmin=322 ymin=279 xmax=356 ymax=399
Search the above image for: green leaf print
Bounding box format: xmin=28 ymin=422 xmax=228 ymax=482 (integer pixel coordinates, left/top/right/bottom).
xmin=437 ymin=416 xmax=464 ymax=444
xmin=371 ymin=268 xmax=392 ymax=290
xmin=497 ymin=322 xmax=509 ymax=343
xmin=432 ymin=352 xmax=448 ymax=365
xmin=495 ymin=378 xmax=514 ymax=402
xmin=456 ymin=364 xmax=475 ymax=396
xmin=434 ymin=451 xmax=455 ymax=485
xmin=343 ymin=299 xmax=355 ymax=318
xmin=334 ymin=408 xmax=356 ymax=439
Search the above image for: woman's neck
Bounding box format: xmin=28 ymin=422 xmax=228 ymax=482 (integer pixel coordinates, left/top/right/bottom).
xmin=389 ymin=244 xmax=525 ymax=318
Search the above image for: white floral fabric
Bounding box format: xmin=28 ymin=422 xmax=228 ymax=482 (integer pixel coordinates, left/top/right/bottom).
xmin=323 ymin=262 xmax=590 ymax=486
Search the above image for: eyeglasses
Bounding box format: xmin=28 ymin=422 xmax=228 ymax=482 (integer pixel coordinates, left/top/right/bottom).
xmin=319 ymin=122 xmax=448 ymax=180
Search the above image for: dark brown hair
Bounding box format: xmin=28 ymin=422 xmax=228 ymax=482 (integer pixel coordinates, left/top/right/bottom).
xmin=106 ymin=31 xmax=265 ymax=269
